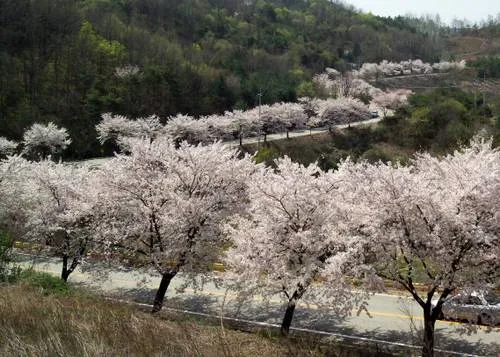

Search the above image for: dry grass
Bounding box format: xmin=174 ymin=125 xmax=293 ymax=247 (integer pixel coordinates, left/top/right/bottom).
xmin=0 ymin=285 xmax=329 ymax=357
xmin=447 ymin=36 xmax=484 ymax=54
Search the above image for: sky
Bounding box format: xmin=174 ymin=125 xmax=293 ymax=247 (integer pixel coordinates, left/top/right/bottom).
xmin=345 ymin=0 xmax=500 ymax=25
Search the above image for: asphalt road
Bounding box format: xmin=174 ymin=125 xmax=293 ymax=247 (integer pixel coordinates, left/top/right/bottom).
xmin=225 ymin=117 xmax=383 ymax=147
xmin=13 ymin=254 xmax=500 ymax=356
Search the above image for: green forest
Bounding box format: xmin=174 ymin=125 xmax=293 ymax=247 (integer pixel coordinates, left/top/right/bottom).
xmin=0 ymin=0 xmax=447 ymax=158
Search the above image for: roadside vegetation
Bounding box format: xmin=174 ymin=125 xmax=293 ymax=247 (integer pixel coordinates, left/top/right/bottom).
xmin=0 ymin=271 xmax=397 ymax=357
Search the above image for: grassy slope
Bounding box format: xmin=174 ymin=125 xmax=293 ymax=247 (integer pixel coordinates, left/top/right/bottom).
xmin=0 ymin=284 xmax=316 ymax=357
xmin=0 ymin=281 xmax=401 ymax=357
xmin=446 ymin=35 xmax=500 ymax=61
xmin=242 ymin=125 xmax=412 ymax=169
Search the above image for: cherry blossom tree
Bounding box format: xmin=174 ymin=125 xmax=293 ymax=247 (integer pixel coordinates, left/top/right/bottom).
xmin=280 ymin=103 xmax=308 ymax=138
xmin=318 ymin=97 xmax=371 ymax=127
xmin=358 ymin=62 xmax=382 ymax=80
xmin=232 ymin=110 xmax=261 ymax=145
xmin=163 ymin=114 xmax=211 ymax=145
xmin=98 ymin=138 xmax=256 ymax=312
xmin=96 ymin=113 xmax=164 ymax=147
xmin=349 ymin=78 xmax=383 ymax=101
xmin=22 ymin=123 xmax=71 ymax=159
xmin=0 ymin=155 xmax=25 ymax=278
xmin=432 ymin=60 xmax=466 ymax=72
xmin=225 ymin=158 xmax=368 ymax=335
xmin=312 ymin=72 xmax=336 ymax=97
xmin=340 ymin=138 xmax=499 ymax=357
xmin=299 ymin=97 xmax=371 ymax=130
xmin=0 ymin=137 xmax=18 ymax=157
xmin=261 ymin=103 xmax=308 ymax=139
xmin=21 ymin=160 xmax=100 ymax=281
xmin=372 ymin=89 xmax=413 ymax=118
xmin=114 ymin=64 xmax=141 ymax=78
xmin=201 ymin=113 xmax=239 ymax=142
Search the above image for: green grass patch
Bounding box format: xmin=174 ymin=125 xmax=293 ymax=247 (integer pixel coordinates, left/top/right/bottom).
xmin=17 ymin=269 xmax=72 ymax=296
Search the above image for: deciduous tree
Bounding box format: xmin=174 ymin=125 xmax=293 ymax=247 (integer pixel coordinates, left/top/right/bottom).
xmin=340 ymin=138 xmax=499 ymax=357
xmin=22 ymin=123 xmax=71 ymax=160
xmin=98 ymin=138 xmax=256 ymax=312
xmin=21 ymin=160 xmax=99 ymax=281
xmin=0 ymin=137 xmax=18 ymax=157
xmin=96 ymin=113 xmax=164 ymax=147
xmin=225 ymin=157 xmax=368 ymax=335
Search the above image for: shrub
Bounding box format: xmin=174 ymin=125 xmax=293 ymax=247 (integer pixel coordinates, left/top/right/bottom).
xmin=19 ymin=270 xmax=71 ymax=296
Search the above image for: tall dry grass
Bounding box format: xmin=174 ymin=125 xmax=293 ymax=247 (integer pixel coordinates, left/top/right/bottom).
xmin=0 ymin=285 xmax=325 ymax=357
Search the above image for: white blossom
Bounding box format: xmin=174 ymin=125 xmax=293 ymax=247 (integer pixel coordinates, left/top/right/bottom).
xmin=163 ymin=114 xmax=210 ymax=144
xmin=335 ymin=137 xmax=499 ymax=355
xmin=0 ymin=137 xmax=18 ymax=157
xmin=22 ymin=123 xmax=71 ymax=158
xmin=225 ymin=158 xmax=368 ymax=334
xmin=432 ymin=60 xmax=467 ymax=72
xmin=0 ymin=155 xmax=28 ymax=233
xmin=19 ymin=160 xmax=100 ymax=281
xmin=372 ymin=89 xmax=413 ymax=117
xmin=96 ymin=113 xmax=164 ymax=145
xmin=115 ymin=64 xmax=141 ymax=78
xmin=97 ymin=138 xmax=256 ymax=312
xmin=317 ymin=97 xmax=371 ymax=127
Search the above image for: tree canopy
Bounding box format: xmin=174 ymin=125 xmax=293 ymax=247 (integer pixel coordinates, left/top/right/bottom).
xmin=0 ymin=0 xmax=446 ymax=159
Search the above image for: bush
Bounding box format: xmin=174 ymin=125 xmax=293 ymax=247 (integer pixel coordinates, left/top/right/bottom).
xmin=19 ymin=270 xmax=71 ymax=296
xmin=254 ymin=146 xmax=280 ymax=165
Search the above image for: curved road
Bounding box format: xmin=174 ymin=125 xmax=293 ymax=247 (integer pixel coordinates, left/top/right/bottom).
xmin=14 ymin=254 xmax=500 ymax=356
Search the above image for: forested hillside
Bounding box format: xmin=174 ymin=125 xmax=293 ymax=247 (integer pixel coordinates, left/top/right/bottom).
xmin=0 ymin=0 xmax=444 ymax=158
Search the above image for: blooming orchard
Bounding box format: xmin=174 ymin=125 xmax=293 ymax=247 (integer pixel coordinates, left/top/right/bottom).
xmin=0 ymin=109 xmax=497 ymax=357
xmin=97 ymin=97 xmax=373 ymax=146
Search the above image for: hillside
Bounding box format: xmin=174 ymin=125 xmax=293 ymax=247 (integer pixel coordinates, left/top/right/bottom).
xmin=0 ymin=0 xmax=445 ymax=158
xmin=445 ymin=22 xmax=500 ymax=60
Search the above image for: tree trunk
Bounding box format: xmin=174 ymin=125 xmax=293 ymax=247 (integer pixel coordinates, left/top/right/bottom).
xmin=286 ymin=131 xmax=289 ymax=139
xmin=61 ymin=255 xmax=70 ymax=282
xmin=422 ymin=308 xmax=436 ymax=357
xmin=280 ymin=300 xmax=296 ymax=335
xmin=152 ymin=272 xmax=176 ymax=313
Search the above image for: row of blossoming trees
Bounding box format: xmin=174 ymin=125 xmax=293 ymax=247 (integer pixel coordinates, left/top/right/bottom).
xmin=0 ymin=121 xmax=498 ymax=357
xmin=95 ymin=94 xmax=410 ymax=147
xmin=95 ymin=99 xmax=373 ymax=147
xmin=357 ymin=59 xmax=467 ymax=78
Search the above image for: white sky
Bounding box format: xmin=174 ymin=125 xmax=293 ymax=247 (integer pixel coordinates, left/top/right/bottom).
xmin=345 ymin=0 xmax=500 ymax=25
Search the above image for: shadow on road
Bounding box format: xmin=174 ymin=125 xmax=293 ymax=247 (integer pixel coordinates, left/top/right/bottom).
xmin=69 ymin=282 xmax=500 ymax=356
